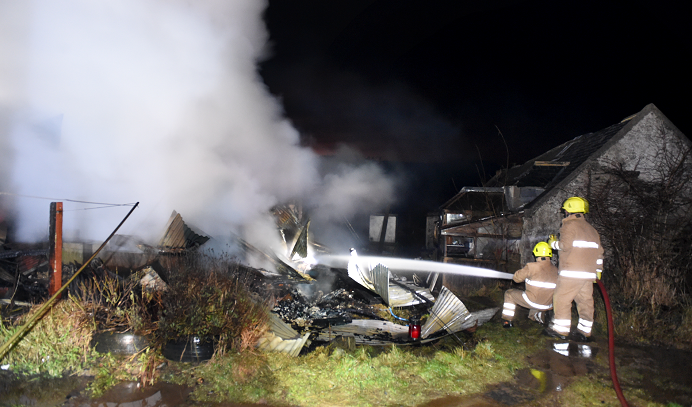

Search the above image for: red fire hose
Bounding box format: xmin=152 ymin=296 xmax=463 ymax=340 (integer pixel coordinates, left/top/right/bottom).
xmin=596 ymin=279 xmax=629 ymax=407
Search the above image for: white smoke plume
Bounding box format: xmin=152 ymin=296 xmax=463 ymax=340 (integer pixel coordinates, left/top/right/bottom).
xmin=0 ymin=1 xmax=396 ymax=260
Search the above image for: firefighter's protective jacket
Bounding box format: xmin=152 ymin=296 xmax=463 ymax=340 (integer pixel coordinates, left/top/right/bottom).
xmin=513 ymin=258 xmax=558 ymax=307
xmin=552 ymin=214 xmax=604 ymax=279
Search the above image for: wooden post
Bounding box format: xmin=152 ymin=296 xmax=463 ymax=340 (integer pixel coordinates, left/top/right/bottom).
xmin=48 ymin=202 xmax=63 ymax=296
xmin=378 ymin=210 xmax=389 ymax=254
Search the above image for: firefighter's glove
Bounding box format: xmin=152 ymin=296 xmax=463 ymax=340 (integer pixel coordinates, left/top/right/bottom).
xmin=547 ymin=234 xmax=559 ymax=250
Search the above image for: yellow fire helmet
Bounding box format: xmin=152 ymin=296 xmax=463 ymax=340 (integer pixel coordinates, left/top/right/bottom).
xmin=533 ymin=241 xmax=553 ymax=258
xmin=562 ymin=196 xmax=589 ymax=213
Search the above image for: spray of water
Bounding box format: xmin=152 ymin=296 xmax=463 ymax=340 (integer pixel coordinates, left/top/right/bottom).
xmin=0 ymin=1 xmax=396 ymax=260
xmin=318 ymin=254 xmax=514 ymax=280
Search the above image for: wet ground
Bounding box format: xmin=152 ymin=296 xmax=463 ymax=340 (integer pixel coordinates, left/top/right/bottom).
xmin=2 ymin=338 xmax=691 ymax=407
xmin=419 ymin=337 xmax=692 ymax=407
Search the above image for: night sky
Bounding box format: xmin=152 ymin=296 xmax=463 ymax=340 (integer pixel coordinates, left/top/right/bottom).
xmin=259 ymin=0 xmax=690 ymax=203
xmin=258 ymin=1 xmax=690 ymax=253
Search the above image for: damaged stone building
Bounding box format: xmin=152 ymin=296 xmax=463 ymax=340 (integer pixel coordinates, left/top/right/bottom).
xmin=430 ymin=103 xmax=692 ymax=279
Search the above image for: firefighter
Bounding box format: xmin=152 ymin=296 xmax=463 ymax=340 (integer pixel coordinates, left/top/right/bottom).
xmin=502 ymin=242 xmax=558 ymax=328
xmin=545 ymin=196 xmax=604 ymax=342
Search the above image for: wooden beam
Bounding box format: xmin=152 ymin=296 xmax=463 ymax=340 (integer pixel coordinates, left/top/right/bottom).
xmin=534 ymin=161 xmax=570 ymax=167
xmin=48 ymin=202 xmax=63 ymax=296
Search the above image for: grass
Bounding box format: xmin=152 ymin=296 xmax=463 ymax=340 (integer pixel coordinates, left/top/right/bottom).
xmin=157 ymin=254 xmax=271 ymax=353
xmin=88 ymin=348 xmax=165 ymax=397
xmin=2 ymin=264 xmax=690 ymax=406
xmin=0 ymin=299 xmax=93 ymax=376
xmin=162 ymin=319 xmax=544 ymax=407
xmin=2 ymin=301 xmax=689 ymax=406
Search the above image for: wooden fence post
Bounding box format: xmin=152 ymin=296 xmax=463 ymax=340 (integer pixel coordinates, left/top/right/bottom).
xmin=48 ymin=202 xmax=63 ymax=296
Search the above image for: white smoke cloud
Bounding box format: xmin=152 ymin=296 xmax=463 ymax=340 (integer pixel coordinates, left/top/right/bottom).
xmin=0 ymin=0 xmax=396 ymax=258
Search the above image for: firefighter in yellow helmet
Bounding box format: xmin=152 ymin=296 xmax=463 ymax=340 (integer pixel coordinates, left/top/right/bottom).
xmin=545 ymin=196 xmax=604 ymax=342
xmin=502 ymin=242 xmax=558 ymax=328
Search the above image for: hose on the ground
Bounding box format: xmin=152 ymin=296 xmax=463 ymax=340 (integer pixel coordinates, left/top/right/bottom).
xmin=388 ymin=307 xmax=408 ymax=322
xmin=596 ymin=279 xmax=629 ymax=407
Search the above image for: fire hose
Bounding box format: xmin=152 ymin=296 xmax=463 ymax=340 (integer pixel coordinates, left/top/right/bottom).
xmin=596 ymin=279 xmax=629 ymax=407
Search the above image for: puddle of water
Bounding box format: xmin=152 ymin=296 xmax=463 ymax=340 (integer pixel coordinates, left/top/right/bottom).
xmin=416 ymin=395 xmax=501 ymax=407
xmin=0 ymin=373 xmax=91 ymax=407
xmin=420 ymin=338 xmax=692 ymax=407
xmin=548 ymin=341 xmax=598 ymax=359
xmin=4 ymin=339 xmax=691 ymax=407
xmin=614 ymin=343 xmax=692 ymax=406
xmin=57 ymin=380 xmax=285 ymax=407
xmin=63 ymin=381 xmax=192 ymax=407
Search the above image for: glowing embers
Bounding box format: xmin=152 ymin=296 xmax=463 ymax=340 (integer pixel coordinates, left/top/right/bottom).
xmin=256 ymin=313 xmax=311 ymax=357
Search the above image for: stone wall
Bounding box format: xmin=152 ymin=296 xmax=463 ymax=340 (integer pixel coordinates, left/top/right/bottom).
xmin=521 ymin=110 xmax=690 ymax=266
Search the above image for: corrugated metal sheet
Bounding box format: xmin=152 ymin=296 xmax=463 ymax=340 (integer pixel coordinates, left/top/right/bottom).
xmin=272 ymin=205 xmax=301 ymax=231
xmin=315 ymin=319 xmax=448 ymax=345
xmin=289 ymin=220 xmax=310 ymax=259
xmin=158 ymin=211 xmax=210 ymax=250
xmin=316 ymin=319 xmax=408 ymax=345
xmin=371 ymin=264 xmax=390 ymax=306
xmin=421 ymin=286 xmax=470 ymax=338
xmin=348 ymin=257 xmax=434 ymax=307
xmin=256 ymin=313 xmax=310 ymax=357
xmin=267 ymin=313 xmax=301 ymax=339
xmin=387 ymin=277 xmax=435 ymax=307
xmin=312 ymin=293 xmax=499 ymax=345
xmin=347 ymin=252 xmax=375 ymax=291
xmin=256 ymin=332 xmax=310 ymax=357
xmin=421 ymin=286 xmax=500 ymax=338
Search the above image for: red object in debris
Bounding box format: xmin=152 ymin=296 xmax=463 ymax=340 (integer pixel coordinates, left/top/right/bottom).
xmin=409 ymin=316 xmax=421 ymax=340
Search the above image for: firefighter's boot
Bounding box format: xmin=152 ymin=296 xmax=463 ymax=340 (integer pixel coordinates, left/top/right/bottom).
xmin=529 ymin=311 xmax=545 ymax=325
xmin=543 ymin=327 xmax=567 ymax=340
xmin=571 ymin=332 xmax=593 ymax=343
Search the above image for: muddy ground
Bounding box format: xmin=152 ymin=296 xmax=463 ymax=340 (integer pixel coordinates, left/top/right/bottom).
xmin=2 ymin=328 xmax=691 ymax=407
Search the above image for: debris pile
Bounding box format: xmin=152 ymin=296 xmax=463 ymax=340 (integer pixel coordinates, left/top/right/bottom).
xmin=1 ymin=205 xmax=502 ymax=359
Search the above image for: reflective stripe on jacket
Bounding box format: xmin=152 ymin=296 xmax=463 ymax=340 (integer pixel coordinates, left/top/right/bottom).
xmin=512 ymin=257 xmax=558 ymax=307
xmin=554 ymin=214 xmax=604 ymax=278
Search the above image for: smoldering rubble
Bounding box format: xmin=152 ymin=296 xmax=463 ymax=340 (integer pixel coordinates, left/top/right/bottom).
xmin=0 ymin=207 xmax=501 ymax=356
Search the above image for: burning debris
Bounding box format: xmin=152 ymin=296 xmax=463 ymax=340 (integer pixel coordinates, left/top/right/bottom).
xmin=200 ymin=204 xmax=503 ymax=356
xmin=0 ymin=248 xmax=50 ymax=305
xmin=262 ymin=274 xmax=499 ymax=351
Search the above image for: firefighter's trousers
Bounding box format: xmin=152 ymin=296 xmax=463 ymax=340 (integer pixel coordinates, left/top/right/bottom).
xmin=551 ymin=276 xmax=594 ymax=337
xmin=502 ymin=288 xmax=552 ymax=322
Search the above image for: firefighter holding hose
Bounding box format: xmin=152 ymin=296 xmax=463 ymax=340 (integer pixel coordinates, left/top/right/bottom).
xmin=502 ymin=242 xmax=558 ymax=328
xmin=545 ymin=196 xmax=604 ymax=342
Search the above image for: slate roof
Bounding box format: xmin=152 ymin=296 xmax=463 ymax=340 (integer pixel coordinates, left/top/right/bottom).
xmin=443 ymin=104 xmax=688 ymax=217
xmin=441 ymin=187 xmax=506 ymax=213
xmin=486 ymin=119 xmax=631 ymax=191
